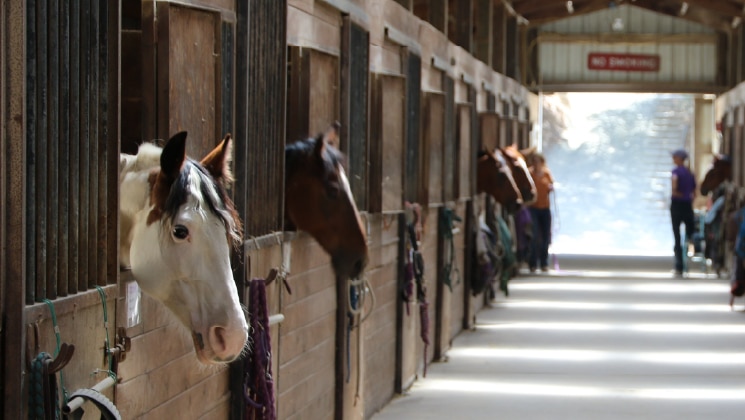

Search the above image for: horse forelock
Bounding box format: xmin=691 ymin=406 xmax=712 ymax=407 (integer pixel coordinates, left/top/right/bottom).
xmin=286 ymin=136 xmax=345 ymax=176
xmin=152 ymin=160 xmax=242 ymax=247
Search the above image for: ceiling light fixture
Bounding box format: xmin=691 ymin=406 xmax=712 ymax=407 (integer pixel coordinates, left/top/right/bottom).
xmin=679 ymin=2 xmax=688 ymax=16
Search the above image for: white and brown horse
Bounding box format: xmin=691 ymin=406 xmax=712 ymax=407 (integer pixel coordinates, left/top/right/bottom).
xmin=119 ymin=132 xmax=247 ymax=364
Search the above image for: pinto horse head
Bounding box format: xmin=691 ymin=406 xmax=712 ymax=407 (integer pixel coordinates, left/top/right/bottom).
xmin=476 ymin=149 xmax=522 ymax=213
xmin=700 ymin=154 xmax=732 ymax=196
xmin=501 ymin=145 xmax=537 ymax=205
xmin=285 ymin=122 xmax=369 ymax=280
xmin=119 ymin=132 xmax=247 ymax=364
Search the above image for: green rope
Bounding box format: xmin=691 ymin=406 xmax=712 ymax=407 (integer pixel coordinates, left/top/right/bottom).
xmin=43 ymin=299 xmax=68 ymax=405
xmin=439 ymin=208 xmax=462 ymax=291
xmin=95 ymin=286 xmax=117 ymax=382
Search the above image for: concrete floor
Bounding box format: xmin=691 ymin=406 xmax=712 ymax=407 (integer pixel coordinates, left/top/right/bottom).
xmin=372 ymin=255 xmax=745 ymax=420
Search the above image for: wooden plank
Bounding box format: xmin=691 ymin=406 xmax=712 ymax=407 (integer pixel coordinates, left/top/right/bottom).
xmin=79 ymin=0 xmax=91 ymax=291
xmin=35 ymin=0 xmax=48 ymax=300
xmin=3 ymin=1 xmax=28 ymax=416
xmin=47 ymin=0 xmax=60 ymax=299
xmin=88 ymin=0 xmax=100 ymax=289
xmin=58 ymin=0 xmax=70 ymax=296
xmin=69 ymin=0 xmax=80 ymax=293
xmin=97 ymin=0 xmax=109 ymax=287
xmin=25 ymin=0 xmax=37 ymax=303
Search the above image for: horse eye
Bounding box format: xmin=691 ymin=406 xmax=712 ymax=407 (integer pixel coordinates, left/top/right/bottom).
xmin=172 ymin=225 xmax=190 ymax=241
xmin=326 ymin=183 xmax=340 ymax=199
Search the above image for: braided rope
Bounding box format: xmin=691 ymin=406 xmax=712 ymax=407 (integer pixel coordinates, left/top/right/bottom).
xmin=244 ymin=279 xmax=276 ymax=420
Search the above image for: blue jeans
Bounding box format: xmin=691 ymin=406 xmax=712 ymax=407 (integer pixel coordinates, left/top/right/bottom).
xmin=670 ymin=200 xmax=694 ymax=272
xmin=529 ymin=207 xmax=552 ymax=269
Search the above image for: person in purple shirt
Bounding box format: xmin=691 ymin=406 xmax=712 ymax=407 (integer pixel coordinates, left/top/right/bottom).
xmin=670 ymin=149 xmax=697 ymax=275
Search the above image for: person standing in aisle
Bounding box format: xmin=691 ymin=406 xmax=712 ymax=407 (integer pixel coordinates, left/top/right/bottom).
xmin=670 ymin=148 xmax=697 ymax=276
xmin=529 ymin=153 xmax=555 ymax=272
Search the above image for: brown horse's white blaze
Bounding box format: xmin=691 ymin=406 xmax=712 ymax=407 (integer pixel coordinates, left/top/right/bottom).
xmin=119 ymin=132 xmax=248 ymax=364
xmin=285 ymin=123 xmax=368 ymax=280
xmin=502 ymin=145 xmax=537 ymax=205
xmin=476 ymin=149 xmax=522 ymax=213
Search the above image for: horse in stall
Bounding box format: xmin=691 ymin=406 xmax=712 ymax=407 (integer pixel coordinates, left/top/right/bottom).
xmin=284 ymin=122 xmax=369 ymax=280
xmin=501 ymin=145 xmax=536 ymax=205
xmin=119 ymin=132 xmax=248 ymax=364
xmin=476 ymin=149 xmax=522 ymax=213
xmin=474 ymin=149 xmax=522 ymax=297
xmin=700 ymin=155 xmax=736 ymax=275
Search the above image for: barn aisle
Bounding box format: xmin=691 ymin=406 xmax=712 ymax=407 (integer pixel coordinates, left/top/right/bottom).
xmin=372 ymin=255 xmax=745 ymax=420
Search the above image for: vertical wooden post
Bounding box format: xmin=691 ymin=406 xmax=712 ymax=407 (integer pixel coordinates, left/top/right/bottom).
xmin=3 ymin=0 xmax=28 ymax=416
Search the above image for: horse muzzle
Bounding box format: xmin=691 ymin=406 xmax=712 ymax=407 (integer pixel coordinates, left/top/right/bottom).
xmin=192 ymin=324 xmax=248 ymax=364
xmin=332 ymin=251 xmax=369 ymax=281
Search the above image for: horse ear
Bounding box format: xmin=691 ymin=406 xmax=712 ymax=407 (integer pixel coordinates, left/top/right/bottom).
xmin=201 ymin=134 xmax=234 ymax=184
xmin=322 ymin=121 xmax=341 ymax=149
xmin=520 ymin=145 xmax=537 ymax=157
xmin=161 ymin=131 xmax=188 ymax=178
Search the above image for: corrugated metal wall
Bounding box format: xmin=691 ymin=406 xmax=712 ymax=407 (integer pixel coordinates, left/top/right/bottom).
xmin=537 ymin=5 xmax=719 ymax=88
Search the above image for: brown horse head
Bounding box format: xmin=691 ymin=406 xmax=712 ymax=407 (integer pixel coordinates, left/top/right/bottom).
xmin=476 ymin=149 xmax=522 ymax=213
xmin=285 ymin=123 xmax=369 ymax=280
xmin=501 ymin=145 xmax=537 ymax=204
xmin=700 ymin=154 xmax=732 ymax=195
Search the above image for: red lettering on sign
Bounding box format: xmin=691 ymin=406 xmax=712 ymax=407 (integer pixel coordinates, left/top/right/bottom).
xmin=587 ymin=53 xmax=660 ymax=72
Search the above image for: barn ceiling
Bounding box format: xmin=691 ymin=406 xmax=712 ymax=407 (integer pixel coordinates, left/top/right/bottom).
xmin=510 ymin=0 xmax=745 ymax=32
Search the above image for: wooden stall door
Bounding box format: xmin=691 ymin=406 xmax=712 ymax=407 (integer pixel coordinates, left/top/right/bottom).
xmin=142 ymin=1 xmax=233 ymax=154
xmin=480 ymin=112 xmax=499 ymax=151
xmin=370 ymin=74 xmax=406 ymax=213
xmin=455 ymin=104 xmax=472 ymax=199
xmin=424 ymin=92 xmax=445 ymax=205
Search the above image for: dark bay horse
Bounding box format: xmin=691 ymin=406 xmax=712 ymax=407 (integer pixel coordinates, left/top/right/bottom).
xmin=119 ymin=132 xmax=248 ymax=364
xmin=701 ymin=154 xmax=732 ymax=195
xmin=476 ymin=149 xmax=522 ymax=213
xmin=700 ymin=154 xmax=734 ymax=275
xmin=285 ymin=123 xmax=369 ymax=280
xmin=501 ymin=145 xmax=537 ymax=205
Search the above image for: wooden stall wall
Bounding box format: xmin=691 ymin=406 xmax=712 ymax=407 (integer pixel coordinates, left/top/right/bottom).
xmin=8 ymin=0 xmax=122 ymax=417
xmin=0 ymin=0 xmax=543 ymax=418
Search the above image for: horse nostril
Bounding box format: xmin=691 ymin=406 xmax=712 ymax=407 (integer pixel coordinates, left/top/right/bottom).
xmin=209 ymin=326 xmax=228 ymax=354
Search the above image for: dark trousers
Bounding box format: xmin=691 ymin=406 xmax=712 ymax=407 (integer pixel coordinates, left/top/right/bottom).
xmin=529 ymin=207 xmax=552 ymax=269
xmin=670 ymin=200 xmax=695 ymax=272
